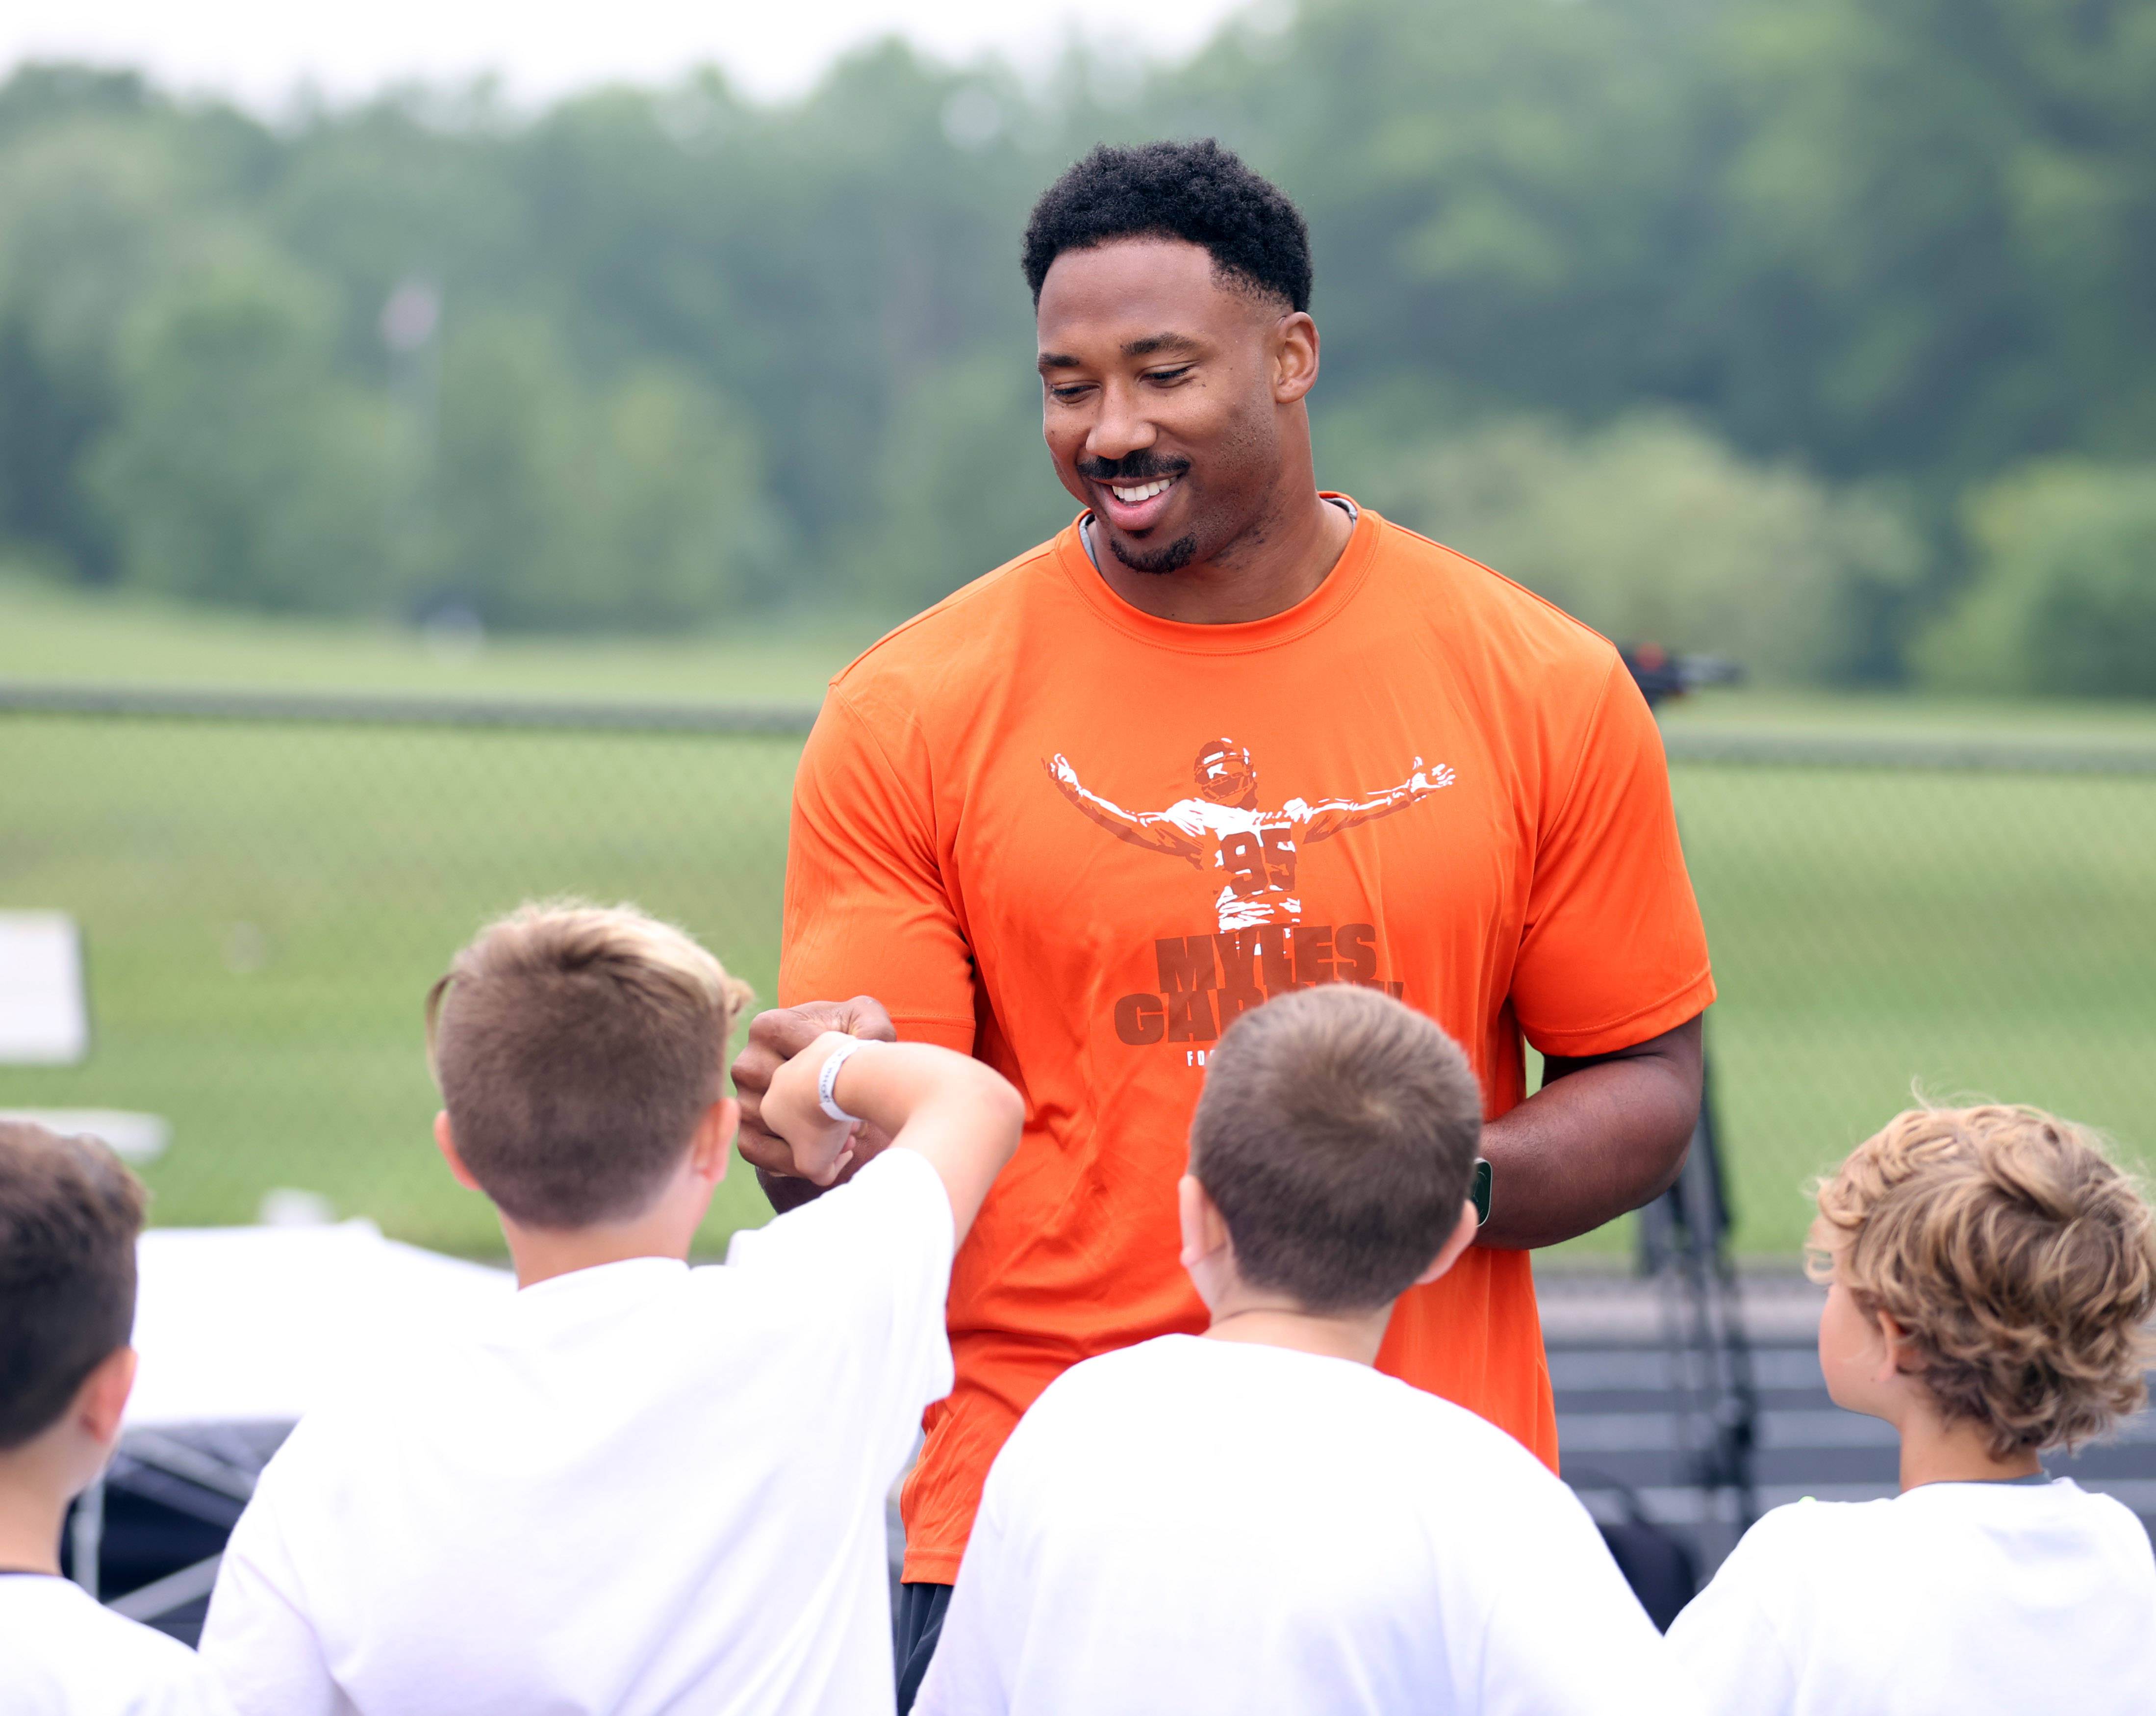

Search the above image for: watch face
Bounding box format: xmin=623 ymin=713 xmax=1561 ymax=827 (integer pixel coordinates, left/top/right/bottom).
xmin=1471 ymin=1157 xmax=1493 ymax=1226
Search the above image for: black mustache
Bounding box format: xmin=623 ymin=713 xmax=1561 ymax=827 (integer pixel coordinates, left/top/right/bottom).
xmin=1075 ymin=454 xmax=1192 ymax=484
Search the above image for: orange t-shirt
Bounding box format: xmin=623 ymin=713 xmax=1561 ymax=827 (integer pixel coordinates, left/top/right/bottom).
xmin=780 ymin=502 xmax=1715 ymax=1584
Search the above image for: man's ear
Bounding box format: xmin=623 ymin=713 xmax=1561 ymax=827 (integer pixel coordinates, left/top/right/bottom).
xmin=76 ymin=1345 xmax=138 ymax=1449
xmin=434 ymin=1111 xmax=484 ymax=1193
xmin=1411 ymin=1200 xmax=1482 ymax=1289
xmin=1270 ymin=311 xmax=1321 ymax=405
xmin=689 ymin=1098 xmax=738 ymax=1188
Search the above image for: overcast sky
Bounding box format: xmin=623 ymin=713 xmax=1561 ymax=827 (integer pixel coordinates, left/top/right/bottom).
xmin=1 ymin=0 xmax=1259 ymax=110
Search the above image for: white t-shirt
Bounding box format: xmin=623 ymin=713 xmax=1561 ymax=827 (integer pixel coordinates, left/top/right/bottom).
xmin=0 ymin=1573 xmax=235 ymax=1715
xmin=1667 ymin=1479 xmax=2156 ymax=1716
xmin=199 ymin=1149 xmax=954 ymax=1716
xmin=914 ymin=1334 xmax=1693 ymax=1716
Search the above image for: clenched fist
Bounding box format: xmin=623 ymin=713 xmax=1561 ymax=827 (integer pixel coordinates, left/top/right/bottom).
xmin=729 ymin=996 xmax=898 ymax=1211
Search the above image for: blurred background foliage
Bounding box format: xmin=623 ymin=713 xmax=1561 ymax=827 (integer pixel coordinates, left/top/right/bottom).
xmin=1 ymin=0 xmax=2153 ymax=686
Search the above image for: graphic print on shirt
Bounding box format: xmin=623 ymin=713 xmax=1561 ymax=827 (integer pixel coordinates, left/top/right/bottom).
xmin=1043 ymin=737 xmax=1455 ymax=1053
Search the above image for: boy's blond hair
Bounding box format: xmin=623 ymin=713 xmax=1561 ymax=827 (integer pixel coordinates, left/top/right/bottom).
xmin=426 ymin=901 xmax=754 ymax=1229
xmin=1809 ymin=1104 xmax=2156 ymax=1458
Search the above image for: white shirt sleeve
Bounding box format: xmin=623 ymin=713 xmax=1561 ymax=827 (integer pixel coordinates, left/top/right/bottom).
xmin=1664 ymin=1511 xmax=1807 ymax=1716
xmin=133 ymin=1659 xmax=243 ymax=1716
xmin=721 ymin=1146 xmax=956 ymax=1429
xmin=1476 ymin=1489 xmax=1706 ymax=1716
xmin=48 ymin=1596 xmax=243 ymax=1716
xmin=200 ymin=1466 xmax=354 ymax=1716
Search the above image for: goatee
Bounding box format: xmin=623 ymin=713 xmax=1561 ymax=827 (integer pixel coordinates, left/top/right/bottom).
xmin=1108 ymin=532 xmax=1198 ymax=576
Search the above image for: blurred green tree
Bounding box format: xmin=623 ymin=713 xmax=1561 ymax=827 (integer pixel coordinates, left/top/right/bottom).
xmin=3 ymin=0 xmax=2155 ymax=675
xmin=421 ymin=312 xmax=771 ymax=630
xmin=0 ymin=102 xmax=253 ymax=577
xmin=845 ymin=347 xmax=1077 ymax=616
xmin=89 ymin=259 xmax=389 ymax=610
xmin=1916 ymin=462 xmax=2156 ymax=697
xmin=1370 ymin=412 xmax=1925 ymax=683
xmin=1696 ymin=0 xmax=2156 ymax=486
xmin=578 ymin=366 xmax=774 ymax=630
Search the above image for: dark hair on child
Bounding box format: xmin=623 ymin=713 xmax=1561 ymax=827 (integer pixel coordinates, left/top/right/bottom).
xmin=1022 ymin=138 xmax=1313 ymax=312
xmin=0 ymin=1121 xmax=147 ymax=1448
xmin=1189 ymin=986 xmax=1482 ymax=1313
xmin=426 ymin=900 xmax=754 ymax=1230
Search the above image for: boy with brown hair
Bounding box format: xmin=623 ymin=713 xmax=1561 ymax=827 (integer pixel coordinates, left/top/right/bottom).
xmin=1669 ymin=1103 xmax=2156 ymax=1714
xmin=0 ymin=1119 xmax=235 ymax=1715
xmin=916 ymin=985 xmax=1685 ymax=1716
xmin=200 ymin=902 xmax=1022 ymax=1716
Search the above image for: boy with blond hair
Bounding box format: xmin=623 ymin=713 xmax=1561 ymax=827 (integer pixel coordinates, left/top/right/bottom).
xmin=1669 ymin=1103 xmax=2156 ymax=1714
xmin=916 ymin=986 xmax=1686 ymax=1716
xmin=0 ymin=1120 xmax=236 ymax=1715
xmin=201 ymin=901 xmax=1022 ymax=1716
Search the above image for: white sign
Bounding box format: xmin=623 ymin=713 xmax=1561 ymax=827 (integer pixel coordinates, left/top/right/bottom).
xmin=0 ymin=1110 xmax=168 ymax=1163
xmin=0 ymin=911 xmax=88 ymax=1064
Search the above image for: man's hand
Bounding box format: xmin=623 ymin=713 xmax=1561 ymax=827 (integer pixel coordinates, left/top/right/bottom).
xmin=761 ymin=1031 xmax=868 ymax=1187
xmin=731 ymin=997 xmax=897 ymax=1212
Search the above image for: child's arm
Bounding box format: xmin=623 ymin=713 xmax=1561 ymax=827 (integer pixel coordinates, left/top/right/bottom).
xmin=199 ymin=1498 xmax=346 ymax=1716
xmin=762 ymin=1033 xmax=1022 ymax=1239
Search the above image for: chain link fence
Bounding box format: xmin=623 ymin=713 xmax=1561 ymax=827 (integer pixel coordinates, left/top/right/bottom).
xmin=1661 ymin=727 xmax=2156 ymax=1257
xmin=0 ymin=686 xmax=811 ymax=1255
xmin=4 ymin=686 xmax=2153 ymax=1258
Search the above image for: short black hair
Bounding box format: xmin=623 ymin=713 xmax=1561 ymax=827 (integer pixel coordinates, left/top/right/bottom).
xmin=0 ymin=1121 xmax=146 ymax=1449
xmin=1189 ymin=987 xmax=1482 ymax=1314
xmin=1022 ymin=139 xmax=1312 ymax=313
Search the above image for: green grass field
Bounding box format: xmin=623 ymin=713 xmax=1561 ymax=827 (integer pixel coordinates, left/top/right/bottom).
xmin=5 ymin=572 xmax=2153 ymax=1259
xmin=0 ymin=571 xmax=881 ymax=705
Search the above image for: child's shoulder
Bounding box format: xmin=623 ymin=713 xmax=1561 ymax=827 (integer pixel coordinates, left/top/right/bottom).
xmin=0 ymin=1575 xmax=232 ymax=1712
xmin=1734 ymin=1494 xmax=1897 ymax=1562
xmin=1030 ymin=1336 xmax=1555 ymax=1473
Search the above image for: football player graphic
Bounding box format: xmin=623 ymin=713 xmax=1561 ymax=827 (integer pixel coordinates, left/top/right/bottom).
xmin=1044 ymin=738 xmax=1456 ymax=931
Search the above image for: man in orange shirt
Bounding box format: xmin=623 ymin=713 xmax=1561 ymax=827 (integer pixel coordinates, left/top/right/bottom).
xmin=731 ymin=138 xmax=1715 ymax=1707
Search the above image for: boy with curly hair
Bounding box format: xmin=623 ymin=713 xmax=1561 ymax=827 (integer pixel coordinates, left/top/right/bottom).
xmin=1669 ymin=1103 xmax=2156 ymax=1714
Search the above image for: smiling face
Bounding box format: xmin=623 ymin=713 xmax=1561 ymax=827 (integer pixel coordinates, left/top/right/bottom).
xmin=1036 ymin=238 xmax=1317 ymax=577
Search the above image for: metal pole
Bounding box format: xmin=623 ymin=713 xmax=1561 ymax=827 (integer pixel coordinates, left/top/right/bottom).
xmin=69 ymin=1476 xmax=103 ymax=1599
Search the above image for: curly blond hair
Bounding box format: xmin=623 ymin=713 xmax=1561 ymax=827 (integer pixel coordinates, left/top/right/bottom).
xmin=1809 ymin=1105 xmax=2156 ymax=1458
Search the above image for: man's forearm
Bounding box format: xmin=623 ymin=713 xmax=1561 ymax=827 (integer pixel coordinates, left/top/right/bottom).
xmin=1474 ymin=1015 xmax=1703 ymax=1250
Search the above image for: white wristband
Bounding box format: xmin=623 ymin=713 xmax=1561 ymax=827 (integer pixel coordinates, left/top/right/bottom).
xmin=817 ymin=1037 xmax=872 ymax=1124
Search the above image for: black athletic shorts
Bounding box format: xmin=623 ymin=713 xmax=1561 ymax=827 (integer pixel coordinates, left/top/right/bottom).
xmin=893 ymin=1580 xmax=954 ymax=1713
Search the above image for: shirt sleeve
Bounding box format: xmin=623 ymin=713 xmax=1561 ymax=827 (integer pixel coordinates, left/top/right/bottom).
xmin=127 ymin=1636 xmax=242 ymax=1716
xmin=1510 ymin=657 xmax=1716 ymax=1057
xmin=779 ymin=685 xmax=977 ymax=1051
xmin=1664 ymin=1513 xmax=1805 ymax=1716
xmin=1476 ymin=1485 xmax=1706 ymax=1716
xmin=723 ymin=1147 xmax=957 ymax=1455
xmin=199 ymin=1474 xmax=352 ymax=1716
